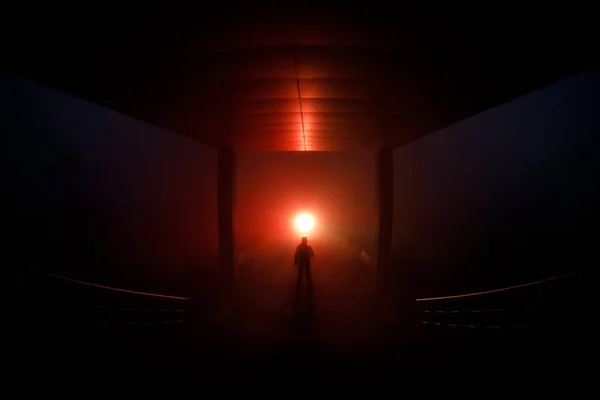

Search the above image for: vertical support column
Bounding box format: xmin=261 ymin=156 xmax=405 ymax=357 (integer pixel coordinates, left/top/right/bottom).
xmin=376 ymin=147 xmax=393 ymax=281
xmin=218 ymin=148 xmax=235 ymax=283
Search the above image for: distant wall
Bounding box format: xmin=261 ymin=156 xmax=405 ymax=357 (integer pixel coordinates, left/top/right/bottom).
xmin=235 ymin=151 xmax=378 ymax=283
xmin=392 ymin=71 xmax=599 ymax=297
xmin=3 ymin=76 xmax=219 ymax=295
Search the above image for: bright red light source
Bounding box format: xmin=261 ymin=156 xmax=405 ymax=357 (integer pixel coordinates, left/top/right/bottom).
xmin=295 ymin=213 xmax=315 ymax=234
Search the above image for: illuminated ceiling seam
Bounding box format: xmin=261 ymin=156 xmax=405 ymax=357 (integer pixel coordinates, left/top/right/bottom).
xmin=290 ymin=34 xmax=307 ymax=151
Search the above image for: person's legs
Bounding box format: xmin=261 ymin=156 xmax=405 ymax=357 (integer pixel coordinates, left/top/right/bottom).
xmin=296 ymin=266 xmax=303 ymax=289
xmin=306 ymin=265 xmax=312 ymax=286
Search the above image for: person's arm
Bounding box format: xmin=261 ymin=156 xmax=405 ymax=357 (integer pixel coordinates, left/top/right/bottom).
xmin=309 ymin=246 xmax=315 ymax=257
xmin=294 ymin=247 xmax=299 ymax=266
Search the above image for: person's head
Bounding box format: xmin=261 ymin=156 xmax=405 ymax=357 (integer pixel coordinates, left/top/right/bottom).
xmin=301 ymin=237 xmax=308 ymax=244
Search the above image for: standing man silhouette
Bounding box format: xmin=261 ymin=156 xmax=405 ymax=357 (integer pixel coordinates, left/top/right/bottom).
xmin=295 ymin=236 xmax=315 ymax=289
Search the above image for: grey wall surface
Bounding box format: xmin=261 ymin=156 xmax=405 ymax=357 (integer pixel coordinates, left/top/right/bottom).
xmin=3 ymin=76 xmax=219 ymax=296
xmin=392 ymin=71 xmax=599 ymax=297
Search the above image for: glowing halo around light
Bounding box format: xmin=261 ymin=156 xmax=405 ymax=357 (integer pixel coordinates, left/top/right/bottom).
xmin=295 ymin=213 xmax=315 ymax=234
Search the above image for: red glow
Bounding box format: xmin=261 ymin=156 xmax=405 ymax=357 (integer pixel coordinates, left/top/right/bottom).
xmin=295 ymin=212 xmax=315 ymax=234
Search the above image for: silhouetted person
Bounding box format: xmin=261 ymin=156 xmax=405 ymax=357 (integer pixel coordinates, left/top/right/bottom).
xmin=295 ymin=236 xmax=314 ymax=289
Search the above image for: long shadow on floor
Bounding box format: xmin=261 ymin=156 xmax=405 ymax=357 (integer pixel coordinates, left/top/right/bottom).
xmin=290 ymin=285 xmax=317 ymax=341
xmin=287 ymin=284 xmax=322 ymax=366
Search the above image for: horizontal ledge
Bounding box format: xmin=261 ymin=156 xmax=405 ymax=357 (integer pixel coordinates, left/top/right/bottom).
xmin=231 ymin=133 xmax=385 ymax=137
xmin=228 ymin=111 xmax=410 ymax=116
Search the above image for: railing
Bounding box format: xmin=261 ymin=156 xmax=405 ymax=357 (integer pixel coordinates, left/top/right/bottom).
xmin=416 ymin=271 xmax=581 ymax=344
xmin=27 ymin=269 xmax=192 ymax=329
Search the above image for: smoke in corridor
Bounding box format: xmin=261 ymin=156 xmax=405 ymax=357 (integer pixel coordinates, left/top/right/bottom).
xmin=235 ymin=151 xmax=378 ymax=284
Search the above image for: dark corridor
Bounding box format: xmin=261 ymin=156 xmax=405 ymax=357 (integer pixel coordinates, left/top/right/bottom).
xmin=4 ymin=3 xmax=596 ymax=389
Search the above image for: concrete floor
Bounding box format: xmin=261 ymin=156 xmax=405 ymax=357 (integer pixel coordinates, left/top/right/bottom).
xmin=15 ymin=260 xmax=585 ymax=388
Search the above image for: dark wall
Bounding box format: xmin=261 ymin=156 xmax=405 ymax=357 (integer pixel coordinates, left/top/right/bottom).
xmin=235 ymin=151 xmax=378 ymax=283
xmin=391 ymin=71 xmax=599 ymax=297
xmin=3 ymin=76 xmax=219 ymax=296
